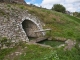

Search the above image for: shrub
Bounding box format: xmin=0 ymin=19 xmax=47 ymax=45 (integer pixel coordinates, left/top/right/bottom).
xmin=52 ymin=4 xmax=66 ymax=13
xmin=19 ymin=5 xmax=25 ymax=9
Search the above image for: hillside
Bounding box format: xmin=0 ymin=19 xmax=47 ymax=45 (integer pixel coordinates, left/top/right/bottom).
xmin=0 ymin=3 xmax=80 ymax=60
xmin=19 ymin=4 xmax=80 ymax=40
xmin=0 ymin=3 xmax=80 ymax=40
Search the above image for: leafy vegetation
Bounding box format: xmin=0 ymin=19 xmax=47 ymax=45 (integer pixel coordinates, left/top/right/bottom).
xmin=52 ymin=4 xmax=66 ymax=13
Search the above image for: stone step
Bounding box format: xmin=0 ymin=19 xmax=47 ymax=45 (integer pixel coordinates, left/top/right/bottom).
xmin=30 ymin=37 xmax=48 ymax=43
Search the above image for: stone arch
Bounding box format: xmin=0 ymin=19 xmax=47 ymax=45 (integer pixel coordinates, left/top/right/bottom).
xmin=22 ymin=19 xmax=43 ymax=38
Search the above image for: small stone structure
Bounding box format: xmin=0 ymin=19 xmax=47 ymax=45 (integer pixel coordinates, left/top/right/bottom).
xmin=22 ymin=17 xmax=44 ymax=38
xmin=0 ymin=14 xmax=44 ymax=42
xmin=0 ymin=3 xmax=45 ymax=42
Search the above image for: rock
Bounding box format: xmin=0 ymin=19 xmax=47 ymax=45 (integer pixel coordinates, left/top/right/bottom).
xmin=48 ymin=37 xmax=53 ymax=40
xmin=1 ymin=44 xmax=8 ymax=49
xmin=64 ymin=39 xmax=76 ymax=50
xmin=15 ymin=52 xmax=22 ymax=56
xmin=0 ymin=0 xmax=4 ymax=2
xmin=54 ymin=37 xmax=66 ymax=41
xmin=58 ymin=44 xmax=65 ymax=48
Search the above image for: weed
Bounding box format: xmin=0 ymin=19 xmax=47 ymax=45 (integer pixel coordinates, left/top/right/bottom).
xmin=52 ymin=18 xmax=56 ymax=21
xmin=19 ymin=5 xmax=25 ymax=9
xmin=0 ymin=37 xmax=12 ymax=49
xmin=0 ymin=9 xmax=5 ymax=16
xmin=7 ymin=4 xmax=11 ymax=7
xmin=0 ymin=48 xmax=16 ymax=60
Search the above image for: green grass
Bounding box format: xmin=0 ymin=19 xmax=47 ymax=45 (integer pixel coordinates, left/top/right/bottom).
xmin=1 ymin=3 xmax=80 ymax=40
xmin=3 ymin=43 xmax=57 ymax=60
xmin=56 ymin=46 xmax=80 ymax=60
xmin=17 ymin=4 xmax=80 ymax=40
xmin=0 ymin=48 xmax=16 ymax=60
xmin=17 ymin=44 xmax=52 ymax=60
xmin=1 ymin=42 xmax=80 ymax=60
xmin=65 ymin=14 xmax=80 ymax=23
xmin=0 ymin=3 xmax=80 ymax=60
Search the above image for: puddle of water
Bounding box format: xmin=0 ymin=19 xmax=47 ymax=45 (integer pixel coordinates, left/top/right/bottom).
xmin=38 ymin=40 xmax=65 ymax=47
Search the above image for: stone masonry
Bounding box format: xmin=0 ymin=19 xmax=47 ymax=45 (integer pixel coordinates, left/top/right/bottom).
xmin=0 ymin=3 xmax=44 ymax=42
xmin=0 ymin=0 xmax=26 ymax=4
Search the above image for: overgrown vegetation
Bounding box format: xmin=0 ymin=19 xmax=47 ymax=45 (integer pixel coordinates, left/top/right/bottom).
xmin=52 ymin=4 xmax=66 ymax=13
xmin=0 ymin=41 xmax=80 ymax=60
xmin=0 ymin=3 xmax=80 ymax=60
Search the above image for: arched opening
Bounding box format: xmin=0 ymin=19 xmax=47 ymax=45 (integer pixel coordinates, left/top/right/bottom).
xmin=22 ymin=19 xmax=42 ymax=38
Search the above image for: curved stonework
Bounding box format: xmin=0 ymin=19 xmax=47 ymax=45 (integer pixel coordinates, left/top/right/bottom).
xmin=22 ymin=16 xmax=45 ymax=38
xmin=0 ymin=3 xmax=44 ymax=42
xmin=22 ymin=19 xmax=43 ymax=38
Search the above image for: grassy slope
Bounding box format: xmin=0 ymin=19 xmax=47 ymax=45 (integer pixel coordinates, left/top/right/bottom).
xmin=0 ymin=3 xmax=80 ymax=40
xmin=1 ymin=42 xmax=80 ymax=60
xmin=0 ymin=3 xmax=80 ymax=60
xmin=1 ymin=42 xmax=54 ymax=60
xmin=16 ymin=4 xmax=80 ymax=40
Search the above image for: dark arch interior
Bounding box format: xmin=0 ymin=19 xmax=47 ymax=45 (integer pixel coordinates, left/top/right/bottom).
xmin=22 ymin=20 xmax=42 ymax=38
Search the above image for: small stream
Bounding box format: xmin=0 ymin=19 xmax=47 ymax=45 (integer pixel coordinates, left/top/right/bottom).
xmin=38 ymin=40 xmax=65 ymax=47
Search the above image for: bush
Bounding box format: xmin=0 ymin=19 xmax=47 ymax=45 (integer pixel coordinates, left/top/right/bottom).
xmin=52 ymin=4 xmax=66 ymax=13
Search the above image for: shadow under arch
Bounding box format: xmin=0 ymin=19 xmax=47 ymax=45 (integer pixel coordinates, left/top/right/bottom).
xmin=22 ymin=19 xmax=43 ymax=38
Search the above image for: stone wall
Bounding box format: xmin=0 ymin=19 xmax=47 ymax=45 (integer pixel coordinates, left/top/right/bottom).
xmin=0 ymin=0 xmax=4 ymax=2
xmin=0 ymin=3 xmax=44 ymax=42
xmin=0 ymin=0 xmax=26 ymax=4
